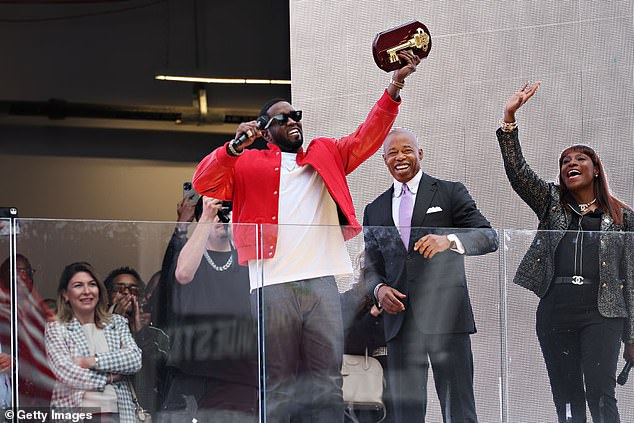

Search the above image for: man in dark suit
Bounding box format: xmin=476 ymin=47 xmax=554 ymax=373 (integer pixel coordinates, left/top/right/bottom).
xmin=363 ymin=128 xmax=498 ymax=423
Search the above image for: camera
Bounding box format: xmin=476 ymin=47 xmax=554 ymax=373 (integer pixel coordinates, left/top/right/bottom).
xmin=217 ymin=201 xmax=233 ymax=223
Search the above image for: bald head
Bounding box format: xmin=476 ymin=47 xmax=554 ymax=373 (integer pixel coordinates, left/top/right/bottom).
xmin=382 ymin=128 xmax=418 ymax=153
xmin=382 ymin=128 xmax=423 ymax=183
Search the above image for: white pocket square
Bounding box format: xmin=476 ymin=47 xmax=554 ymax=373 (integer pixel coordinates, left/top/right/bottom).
xmin=426 ymin=206 xmax=443 ymax=214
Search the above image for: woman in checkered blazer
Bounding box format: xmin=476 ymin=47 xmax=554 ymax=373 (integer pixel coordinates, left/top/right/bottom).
xmin=45 ymin=262 xmax=142 ymax=422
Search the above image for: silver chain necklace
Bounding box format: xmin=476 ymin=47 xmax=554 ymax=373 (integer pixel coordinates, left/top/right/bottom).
xmin=572 ymin=215 xmax=584 ymax=285
xmin=203 ymin=250 xmax=232 ymax=272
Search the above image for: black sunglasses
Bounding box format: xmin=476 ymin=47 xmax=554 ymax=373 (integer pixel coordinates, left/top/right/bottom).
xmin=265 ymin=110 xmax=302 ymax=129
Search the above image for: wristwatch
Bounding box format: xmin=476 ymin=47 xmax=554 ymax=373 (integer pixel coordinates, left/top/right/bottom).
xmin=373 ymin=283 xmax=385 ymax=309
xmin=447 ymin=234 xmax=459 ymax=251
xmin=174 ymin=227 xmax=187 ymax=238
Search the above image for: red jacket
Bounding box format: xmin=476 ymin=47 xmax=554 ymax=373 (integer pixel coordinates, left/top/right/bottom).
xmin=193 ymin=90 xmax=400 ymax=264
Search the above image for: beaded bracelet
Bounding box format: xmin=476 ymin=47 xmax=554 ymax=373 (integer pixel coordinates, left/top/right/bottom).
xmin=500 ymin=120 xmax=517 ymax=133
xmin=227 ymin=140 xmax=244 ymax=157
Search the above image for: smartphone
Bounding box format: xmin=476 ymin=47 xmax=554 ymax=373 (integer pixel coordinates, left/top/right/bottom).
xmin=183 ymin=182 xmax=200 ymax=205
xmin=0 ymin=207 xmax=19 ymax=236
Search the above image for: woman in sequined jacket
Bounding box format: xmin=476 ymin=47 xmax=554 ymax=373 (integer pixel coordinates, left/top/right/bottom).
xmin=497 ymin=82 xmax=634 ymax=423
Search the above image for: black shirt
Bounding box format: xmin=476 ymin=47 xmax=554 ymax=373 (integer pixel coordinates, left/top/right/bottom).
xmin=554 ymin=207 xmax=602 ymax=281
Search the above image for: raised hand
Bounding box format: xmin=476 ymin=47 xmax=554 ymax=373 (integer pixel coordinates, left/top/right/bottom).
xmin=111 ymin=294 xmax=133 ymax=316
xmin=387 ymin=50 xmax=422 ymax=101
xmin=504 ymin=81 xmax=540 ymax=122
xmin=176 ymin=196 xmax=196 ymax=223
xmin=232 ymin=121 xmax=262 ymax=152
xmin=199 ymin=196 xmax=223 ymax=223
xmin=393 ymin=49 xmax=421 ymax=82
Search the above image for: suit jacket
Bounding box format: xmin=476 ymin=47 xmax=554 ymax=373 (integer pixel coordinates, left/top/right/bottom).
xmin=45 ymin=314 xmax=142 ymax=423
xmin=363 ymin=173 xmax=498 ymax=342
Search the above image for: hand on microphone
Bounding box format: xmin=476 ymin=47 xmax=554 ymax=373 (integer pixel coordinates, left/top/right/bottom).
xmin=617 ymin=361 xmax=632 ymax=386
xmin=624 ymin=343 xmax=634 ymax=362
xmin=229 ymin=115 xmax=269 ymax=153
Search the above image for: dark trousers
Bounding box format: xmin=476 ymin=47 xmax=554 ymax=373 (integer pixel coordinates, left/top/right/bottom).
xmin=254 ymin=276 xmax=344 ymax=423
xmin=160 ymin=371 xmax=258 ymax=422
xmin=537 ymin=284 xmax=624 ymax=423
xmin=387 ymin=309 xmax=477 ymax=423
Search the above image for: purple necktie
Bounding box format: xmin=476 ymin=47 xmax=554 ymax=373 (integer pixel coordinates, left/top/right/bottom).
xmin=399 ymin=184 xmax=414 ymax=248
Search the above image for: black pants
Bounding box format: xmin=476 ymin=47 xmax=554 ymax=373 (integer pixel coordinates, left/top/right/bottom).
xmin=387 ymin=308 xmax=477 ymax=423
xmin=537 ymin=284 xmax=624 ymax=423
xmin=160 ymin=370 xmax=258 ymax=422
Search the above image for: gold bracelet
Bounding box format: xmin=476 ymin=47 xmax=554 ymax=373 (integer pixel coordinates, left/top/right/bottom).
xmin=389 ymin=79 xmax=405 ymax=89
xmin=500 ymin=119 xmax=517 ymax=133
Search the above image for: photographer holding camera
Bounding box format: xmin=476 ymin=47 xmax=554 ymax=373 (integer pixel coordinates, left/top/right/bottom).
xmin=159 ymin=196 xmax=257 ymax=422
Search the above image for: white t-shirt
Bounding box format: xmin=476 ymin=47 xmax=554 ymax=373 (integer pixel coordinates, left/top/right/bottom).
xmin=248 ymin=152 xmax=352 ymax=290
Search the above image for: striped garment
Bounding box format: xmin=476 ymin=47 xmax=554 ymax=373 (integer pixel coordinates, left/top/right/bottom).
xmin=0 ymin=277 xmax=56 ymax=406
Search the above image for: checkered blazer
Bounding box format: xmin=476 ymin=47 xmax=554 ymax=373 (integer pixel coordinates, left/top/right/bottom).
xmin=45 ymin=314 xmax=142 ymax=422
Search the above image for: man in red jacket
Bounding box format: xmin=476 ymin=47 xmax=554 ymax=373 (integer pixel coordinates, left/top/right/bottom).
xmin=193 ymin=51 xmax=420 ymax=423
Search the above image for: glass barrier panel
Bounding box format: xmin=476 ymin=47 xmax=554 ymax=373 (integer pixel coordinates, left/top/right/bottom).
xmin=258 ymin=224 xmax=501 ymax=423
xmin=503 ymin=228 xmax=634 ymax=423
xmin=0 ymin=218 xmax=12 ymax=409
xmin=14 ymin=219 xmax=259 ymax=422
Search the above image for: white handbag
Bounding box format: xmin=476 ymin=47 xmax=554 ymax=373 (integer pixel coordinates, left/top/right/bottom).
xmin=341 ymin=350 xmax=386 ymax=422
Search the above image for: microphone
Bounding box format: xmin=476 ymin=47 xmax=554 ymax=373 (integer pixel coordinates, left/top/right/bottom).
xmin=617 ymin=361 xmax=633 ymax=386
xmin=232 ymin=115 xmax=269 ymax=148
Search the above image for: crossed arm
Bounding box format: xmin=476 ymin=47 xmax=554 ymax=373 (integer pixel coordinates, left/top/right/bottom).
xmin=45 ymin=318 xmax=141 ymax=391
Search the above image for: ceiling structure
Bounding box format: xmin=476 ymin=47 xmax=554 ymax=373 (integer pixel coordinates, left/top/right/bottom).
xmin=0 ymin=0 xmax=291 ymax=161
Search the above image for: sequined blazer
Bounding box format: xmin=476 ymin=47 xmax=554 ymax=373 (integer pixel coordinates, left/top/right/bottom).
xmin=45 ymin=314 xmax=142 ymax=422
xmin=497 ymin=128 xmax=634 ymax=343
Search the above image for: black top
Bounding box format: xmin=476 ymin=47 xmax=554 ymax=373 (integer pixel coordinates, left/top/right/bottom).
xmin=161 ymin=238 xmax=257 ymax=384
xmin=172 ymin=249 xmax=251 ymax=317
xmin=554 ymin=206 xmax=602 ymax=281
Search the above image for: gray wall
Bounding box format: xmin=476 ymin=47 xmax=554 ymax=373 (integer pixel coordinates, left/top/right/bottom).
xmin=290 ymin=1 xmax=634 ymax=421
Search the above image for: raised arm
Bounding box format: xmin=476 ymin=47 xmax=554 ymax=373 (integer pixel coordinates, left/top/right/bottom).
xmin=497 ymin=82 xmax=555 ymax=219
xmin=45 ymin=322 xmax=107 ymax=391
xmin=175 ymin=197 xmax=222 ymax=284
xmin=192 ymin=142 xmax=239 ymax=200
xmin=336 ymin=51 xmax=421 ymax=174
